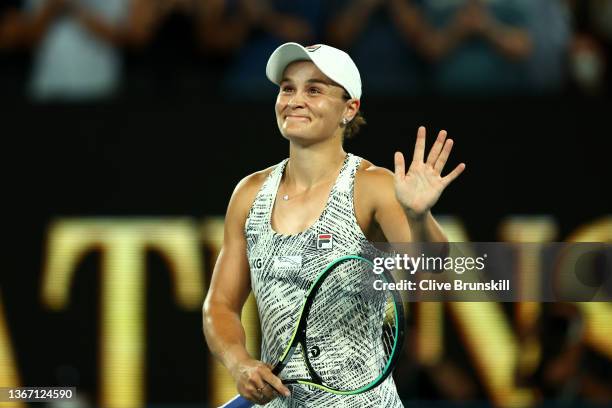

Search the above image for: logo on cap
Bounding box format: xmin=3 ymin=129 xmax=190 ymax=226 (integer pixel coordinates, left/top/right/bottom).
xmin=305 ymin=44 xmax=322 ymax=52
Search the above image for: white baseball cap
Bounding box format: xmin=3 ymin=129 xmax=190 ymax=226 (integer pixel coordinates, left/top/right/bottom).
xmin=266 ymin=42 xmax=362 ymax=100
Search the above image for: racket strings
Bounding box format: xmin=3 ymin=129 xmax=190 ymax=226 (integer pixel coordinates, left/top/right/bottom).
xmin=304 ymin=260 xmax=400 ymax=390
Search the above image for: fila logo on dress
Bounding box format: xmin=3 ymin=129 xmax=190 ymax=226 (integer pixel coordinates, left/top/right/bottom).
xmin=317 ymin=234 xmax=333 ymax=250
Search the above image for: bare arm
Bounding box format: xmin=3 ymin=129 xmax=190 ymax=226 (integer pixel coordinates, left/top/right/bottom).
xmin=387 ymin=0 xmax=425 ymax=44
xmin=203 ymin=172 xmax=290 ymax=404
xmin=69 ymin=0 xmax=154 ymax=47
xmin=358 ymin=166 xmax=448 ymax=243
xmin=203 ymin=244 xmax=252 ymax=375
xmin=0 ymin=0 xmax=65 ymax=48
xmin=326 ymin=0 xmax=383 ymax=49
xmin=24 ymin=0 xmax=68 ymax=45
xmin=404 ymin=210 xmax=447 ymax=242
xmin=410 ymin=0 xmax=532 ymax=62
xmin=481 ymin=20 xmax=532 ymax=61
xmin=241 ymin=0 xmax=314 ymax=42
xmin=195 ymin=0 xmax=251 ymax=53
xmin=388 ymin=0 xmax=470 ymax=61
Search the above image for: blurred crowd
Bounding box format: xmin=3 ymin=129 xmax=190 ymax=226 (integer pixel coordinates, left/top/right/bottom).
xmin=1 ymin=0 xmax=611 ymax=102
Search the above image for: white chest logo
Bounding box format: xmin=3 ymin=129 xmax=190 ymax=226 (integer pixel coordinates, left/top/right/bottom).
xmin=272 ymin=256 xmax=302 ymax=270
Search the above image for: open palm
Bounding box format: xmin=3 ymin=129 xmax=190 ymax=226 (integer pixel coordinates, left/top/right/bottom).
xmin=394 ymin=126 xmax=466 ymax=217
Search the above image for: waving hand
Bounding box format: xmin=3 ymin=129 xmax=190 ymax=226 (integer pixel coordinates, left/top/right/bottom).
xmin=394 ymin=126 xmax=466 ymax=217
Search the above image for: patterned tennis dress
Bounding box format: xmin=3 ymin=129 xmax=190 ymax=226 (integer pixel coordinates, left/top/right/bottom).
xmin=245 ymin=153 xmax=404 ymax=407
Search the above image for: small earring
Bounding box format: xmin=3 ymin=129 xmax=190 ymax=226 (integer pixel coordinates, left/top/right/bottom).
xmin=342 ymin=118 xmax=349 ymax=125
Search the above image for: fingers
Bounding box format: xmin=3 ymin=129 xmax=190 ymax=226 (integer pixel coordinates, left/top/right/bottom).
xmin=426 ymin=130 xmax=448 ymax=166
xmin=412 ymin=126 xmax=426 ymax=162
xmin=237 ymin=362 xmax=288 ymax=404
xmin=261 ymin=368 xmax=291 ymax=397
xmin=249 ymin=367 xmax=276 ymax=401
xmin=433 ymin=138 xmax=454 ymax=174
xmin=394 ymin=151 xmax=405 ymax=180
xmin=442 ymin=163 xmax=466 ymax=186
xmin=241 ymin=371 xmax=269 ymax=403
xmin=257 ymin=383 xmax=277 ymax=403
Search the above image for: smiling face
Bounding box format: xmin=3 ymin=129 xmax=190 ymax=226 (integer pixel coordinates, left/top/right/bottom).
xmin=275 ymin=61 xmax=359 ymax=144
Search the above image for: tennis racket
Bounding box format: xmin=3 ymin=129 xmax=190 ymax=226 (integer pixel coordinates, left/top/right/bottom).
xmin=220 ymin=254 xmax=406 ymax=407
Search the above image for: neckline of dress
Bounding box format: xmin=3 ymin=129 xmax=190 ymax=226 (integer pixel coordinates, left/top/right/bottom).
xmin=268 ymin=153 xmax=352 ymax=238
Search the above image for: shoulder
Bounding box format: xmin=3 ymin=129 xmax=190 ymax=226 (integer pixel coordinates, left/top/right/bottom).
xmin=228 ymin=164 xmax=277 ymax=217
xmin=354 ymin=156 xmax=412 ymax=241
xmin=355 ymin=158 xmax=395 ymax=192
xmin=234 ymin=165 xmax=275 ymax=195
xmin=353 ymin=157 xmax=397 ymax=216
xmin=352 ymin=157 xmax=402 ymax=238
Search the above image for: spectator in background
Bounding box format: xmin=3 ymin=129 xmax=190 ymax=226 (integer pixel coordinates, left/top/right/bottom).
xmin=525 ymin=0 xmax=570 ymax=94
xmin=62 ymin=0 xmax=249 ymax=97
xmin=566 ymin=0 xmax=612 ymax=96
xmin=119 ymin=0 xmax=250 ymax=97
xmin=195 ymin=0 xmax=254 ymax=95
xmin=409 ymin=0 xmax=534 ymax=96
xmin=221 ymin=0 xmax=324 ymax=100
xmin=26 ymin=0 xmax=130 ymax=102
xmin=198 ymin=0 xmax=253 ymax=54
xmin=324 ymin=0 xmax=427 ymax=96
xmin=0 ymin=0 xmax=64 ymax=98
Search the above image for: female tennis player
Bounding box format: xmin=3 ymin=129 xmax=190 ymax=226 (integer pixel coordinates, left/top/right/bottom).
xmin=203 ymin=42 xmax=465 ymax=407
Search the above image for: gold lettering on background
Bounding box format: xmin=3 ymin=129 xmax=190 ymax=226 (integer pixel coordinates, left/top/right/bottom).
xmin=412 ymin=215 xmax=469 ymax=367
xmin=415 ymin=302 xmax=442 ymax=366
xmin=41 ymin=219 xmax=204 ymax=408
xmin=439 ymin=217 xmax=535 ymax=407
xmin=499 ymin=217 xmax=558 ymax=377
xmin=0 ymin=292 xmax=25 ymax=408
xmin=21 ymin=215 xmax=608 ymax=408
xmin=567 ymin=217 xmax=612 ymax=359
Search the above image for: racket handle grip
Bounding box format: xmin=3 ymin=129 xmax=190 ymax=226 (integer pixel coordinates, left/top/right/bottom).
xmin=219 ymin=394 xmax=253 ymax=408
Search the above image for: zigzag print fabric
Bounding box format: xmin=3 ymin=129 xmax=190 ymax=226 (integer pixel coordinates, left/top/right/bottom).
xmin=244 ymin=153 xmax=404 ymax=407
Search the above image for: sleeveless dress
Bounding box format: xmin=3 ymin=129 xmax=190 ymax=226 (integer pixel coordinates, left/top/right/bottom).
xmin=244 ymin=153 xmax=404 ymax=407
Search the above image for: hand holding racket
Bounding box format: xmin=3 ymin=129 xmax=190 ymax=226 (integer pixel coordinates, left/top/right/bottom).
xmin=227 ymin=358 xmax=290 ymax=405
xmin=221 ymin=255 xmax=406 ymax=407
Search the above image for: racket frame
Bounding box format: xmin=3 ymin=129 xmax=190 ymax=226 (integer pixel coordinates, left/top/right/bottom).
xmin=271 ymin=254 xmax=406 ymax=395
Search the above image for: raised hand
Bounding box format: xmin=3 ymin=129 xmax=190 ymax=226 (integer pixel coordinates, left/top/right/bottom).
xmin=394 ymin=126 xmax=465 ymax=217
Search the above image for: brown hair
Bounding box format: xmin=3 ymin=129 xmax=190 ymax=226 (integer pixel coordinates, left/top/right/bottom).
xmin=341 ymin=91 xmax=366 ymax=139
